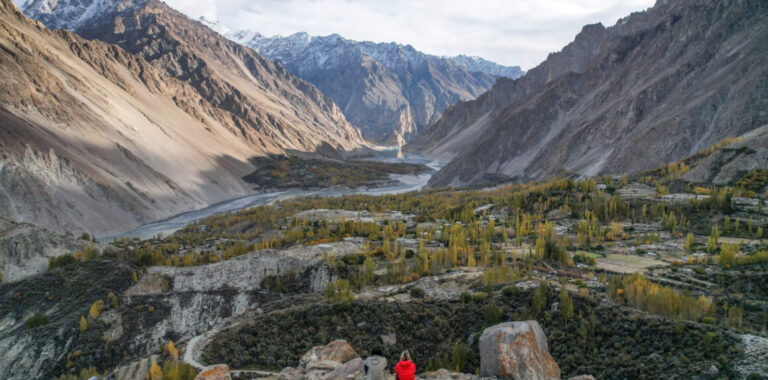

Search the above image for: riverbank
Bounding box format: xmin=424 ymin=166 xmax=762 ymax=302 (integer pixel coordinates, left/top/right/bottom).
xmin=105 ymin=153 xmax=442 ymax=241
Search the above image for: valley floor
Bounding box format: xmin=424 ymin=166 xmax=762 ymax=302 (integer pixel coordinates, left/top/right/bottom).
xmin=3 ymin=172 xmax=768 ymax=379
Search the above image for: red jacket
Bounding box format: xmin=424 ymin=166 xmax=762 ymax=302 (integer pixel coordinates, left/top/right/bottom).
xmin=394 ymin=360 xmax=416 ymax=380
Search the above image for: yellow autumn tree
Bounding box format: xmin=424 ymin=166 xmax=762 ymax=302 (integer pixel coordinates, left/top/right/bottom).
xmin=149 ymin=361 xmax=163 ymax=380
xmin=79 ymin=315 xmax=88 ymax=332
xmin=168 ymin=340 xmax=178 ymax=361
xmin=89 ymin=300 xmax=104 ymax=318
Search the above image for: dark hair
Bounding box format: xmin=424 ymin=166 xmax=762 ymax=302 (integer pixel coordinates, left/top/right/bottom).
xmin=371 ymin=347 xmax=383 ymax=356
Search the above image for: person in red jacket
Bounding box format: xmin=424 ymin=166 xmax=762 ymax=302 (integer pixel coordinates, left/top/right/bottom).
xmin=394 ymin=350 xmax=416 ymax=380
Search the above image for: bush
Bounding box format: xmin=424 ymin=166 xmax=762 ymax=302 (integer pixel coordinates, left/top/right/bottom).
xmin=49 ymin=254 xmax=77 ymax=269
xmin=409 ymin=287 xmax=425 ymax=298
xmin=484 ymin=303 xmax=503 ymax=325
xmin=460 ymin=291 xmax=473 ymax=303
xmin=472 ymin=292 xmax=488 ymax=303
xmin=25 ymin=312 xmax=49 ymax=329
xmin=502 ymin=285 xmax=518 ymax=298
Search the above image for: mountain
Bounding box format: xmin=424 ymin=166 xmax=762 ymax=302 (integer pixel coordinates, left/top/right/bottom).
xmin=227 ymin=31 xmax=523 ymax=145
xmin=407 ymin=0 xmax=768 ymax=188
xmin=1 ymin=0 xmax=364 ymax=236
xmin=449 ymin=55 xmax=524 ymax=79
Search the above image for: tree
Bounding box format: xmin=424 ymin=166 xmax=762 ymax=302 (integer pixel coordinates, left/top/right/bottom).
xmin=168 ymin=340 xmax=179 ymax=361
xmin=728 ymin=306 xmax=744 ymax=329
xmin=684 ymin=233 xmax=694 ymax=252
xmin=707 ymin=226 xmax=720 ymax=253
xmin=531 ymin=283 xmax=547 ymax=315
xmin=79 ymin=316 xmax=88 ymax=333
xmin=149 ymin=361 xmax=163 ymax=380
xmin=560 ymin=284 xmax=574 ymax=322
xmin=719 ymin=244 xmax=738 ymax=268
xmin=89 ymin=300 xmax=104 ymax=318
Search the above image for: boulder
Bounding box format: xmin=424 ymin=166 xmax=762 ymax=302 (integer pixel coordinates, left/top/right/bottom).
xmin=421 ymin=369 xmax=480 ymax=380
xmin=323 ymin=357 xmax=364 ymax=380
xmin=479 ymin=321 xmax=560 ymax=380
xmin=195 ymin=364 xmax=231 ymax=380
xmin=301 ymin=340 xmax=360 ymax=367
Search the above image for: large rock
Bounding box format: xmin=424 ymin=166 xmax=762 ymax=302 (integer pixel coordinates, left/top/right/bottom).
xmin=421 ymin=369 xmax=480 ymax=380
xmin=280 ymin=340 xmax=363 ymax=380
xmin=479 ymin=321 xmax=560 ymax=380
xmin=301 ymin=340 xmax=360 ymax=367
xmin=195 ymin=364 xmax=231 ymax=380
xmin=323 ymin=357 xmax=363 ymax=380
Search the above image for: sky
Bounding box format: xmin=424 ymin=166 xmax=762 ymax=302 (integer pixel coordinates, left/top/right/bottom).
xmin=169 ymin=0 xmax=657 ymax=69
xmin=22 ymin=0 xmax=656 ymax=70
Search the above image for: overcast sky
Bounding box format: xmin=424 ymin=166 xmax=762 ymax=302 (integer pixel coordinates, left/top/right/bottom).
xmin=29 ymin=0 xmax=657 ymax=69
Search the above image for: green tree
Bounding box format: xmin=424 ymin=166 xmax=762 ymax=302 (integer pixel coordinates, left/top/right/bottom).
xmin=531 ymin=283 xmax=547 ymax=315
xmin=560 ymin=284 xmax=574 ymax=322
xmin=728 ymin=306 xmax=744 ymax=329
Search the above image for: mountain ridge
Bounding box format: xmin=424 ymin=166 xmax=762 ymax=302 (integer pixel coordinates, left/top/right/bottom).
xmin=408 ymin=0 xmax=768 ymax=188
xmin=1 ymin=0 xmax=368 ymax=236
xmin=227 ymin=30 xmax=523 ymax=145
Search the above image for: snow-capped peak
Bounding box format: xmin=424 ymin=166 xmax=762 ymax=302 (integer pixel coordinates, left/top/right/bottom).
xmin=449 ymin=55 xmax=524 ymax=78
xmin=198 ymin=16 xmax=230 ymax=35
xmin=20 ymin=0 xmax=142 ymax=31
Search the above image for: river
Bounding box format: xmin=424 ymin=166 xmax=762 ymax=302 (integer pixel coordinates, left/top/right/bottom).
xmin=111 ymin=152 xmax=442 ymax=240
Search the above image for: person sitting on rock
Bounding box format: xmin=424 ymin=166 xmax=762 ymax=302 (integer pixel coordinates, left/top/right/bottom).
xmin=363 ymin=347 xmax=387 ymax=380
xmin=393 ymin=350 xmax=415 ymax=380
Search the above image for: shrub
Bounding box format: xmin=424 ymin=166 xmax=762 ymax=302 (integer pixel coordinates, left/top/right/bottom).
xmin=472 ymin=292 xmax=488 ymax=303
xmin=49 ymin=254 xmax=77 ymax=269
xmin=25 ymin=312 xmax=49 ymax=329
xmin=502 ymin=285 xmax=518 ymax=298
xmin=484 ymin=303 xmax=503 ymax=325
xmin=409 ymin=287 xmax=425 ymax=298
xmin=460 ymin=291 xmax=473 ymax=303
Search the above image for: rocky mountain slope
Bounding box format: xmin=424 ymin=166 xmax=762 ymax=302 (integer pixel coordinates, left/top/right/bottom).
xmin=1 ymin=0 xmax=366 ymax=236
xmin=682 ymin=124 xmax=768 ymax=187
xmin=0 ymin=218 xmax=97 ymax=282
xmin=21 ymin=0 xmax=364 ymax=153
xmin=228 ymin=31 xmax=523 ymax=145
xmin=407 ymin=0 xmax=768 ymax=187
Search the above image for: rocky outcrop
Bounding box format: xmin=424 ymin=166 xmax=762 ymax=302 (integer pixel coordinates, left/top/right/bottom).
xmin=128 ymin=240 xmax=359 ymax=295
xmin=682 ymin=124 xmax=768 ymax=187
xmin=409 ymin=0 xmax=768 ymax=188
xmin=0 ymin=260 xmax=137 ymax=380
xmin=195 ymin=364 xmax=232 ymax=380
xmin=479 ymin=321 xmax=560 ymax=380
xmin=279 ymin=340 xmax=363 ymax=380
xmin=0 ymin=217 xmax=97 ymax=282
xmin=231 ymin=32 xmax=521 ymax=145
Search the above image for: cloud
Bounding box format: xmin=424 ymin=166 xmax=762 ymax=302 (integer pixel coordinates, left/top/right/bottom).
xmin=16 ymin=0 xmax=656 ymax=69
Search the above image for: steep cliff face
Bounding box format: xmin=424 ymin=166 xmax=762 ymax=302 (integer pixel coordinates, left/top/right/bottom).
xmin=232 ymin=32 xmax=522 ymax=145
xmin=409 ymin=0 xmax=768 ymax=188
xmin=0 ymin=0 xmax=365 ymax=236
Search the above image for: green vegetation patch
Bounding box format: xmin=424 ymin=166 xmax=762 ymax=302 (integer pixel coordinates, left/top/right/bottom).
xmin=202 ymin=291 xmax=740 ymax=379
xmin=243 ymin=155 xmax=429 ymax=189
